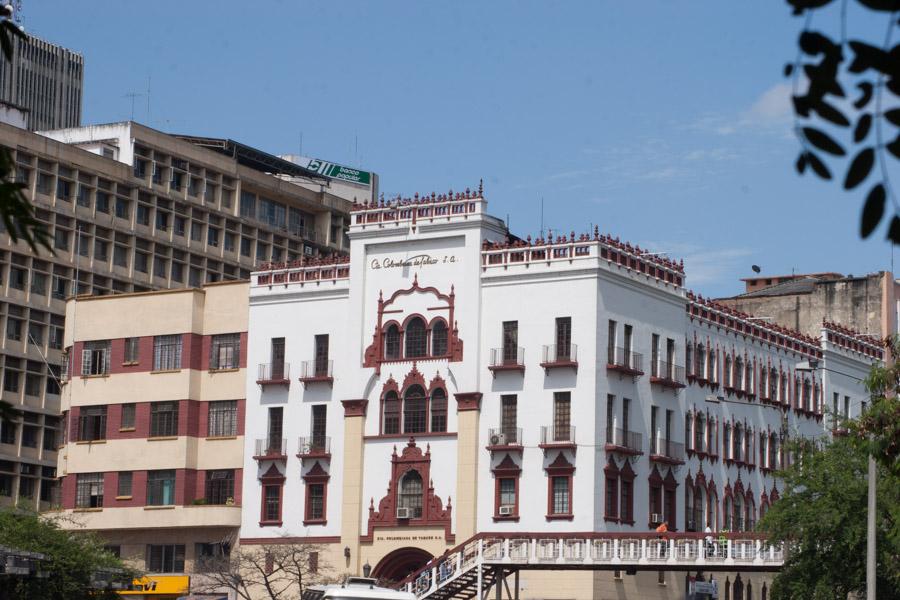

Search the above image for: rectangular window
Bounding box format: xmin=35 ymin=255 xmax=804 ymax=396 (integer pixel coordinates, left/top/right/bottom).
xmin=314 ymin=334 xmax=329 ymax=376
xmin=267 ymin=406 xmax=283 ymax=448
xmin=75 ymin=472 xmax=104 ymax=508
xmin=78 ymin=406 xmax=107 ymax=441
xmin=606 ymin=394 xmax=615 ymax=443
xmin=153 ymin=335 xmax=182 ymax=371
xmin=81 ymin=340 xmax=111 ymax=376
xmin=306 ymin=483 xmax=325 ymax=521
xmin=311 ymin=405 xmax=327 ymax=445
xmin=501 ymin=395 xmax=517 ymax=439
xmin=208 ymin=400 xmax=237 ymax=437
xmin=622 ymin=397 xmax=631 ymax=435
xmin=498 ymin=478 xmax=516 ymax=510
xmin=650 ymin=406 xmax=658 ymax=454
xmin=605 ymin=477 xmax=618 ymax=519
xmin=150 ymin=402 xmax=179 ymax=437
xmin=147 ymin=544 xmax=184 ymax=573
xmin=623 ymin=324 xmax=633 ymax=357
xmin=552 ymin=392 xmax=571 ymax=441
xmin=263 ymin=485 xmax=281 ymax=522
xmin=555 ymin=317 xmax=572 ymax=360
xmin=124 ymin=337 xmax=140 ymax=363
xmin=607 ymin=320 xmax=617 ymax=363
xmin=270 ymin=337 xmax=285 ymax=379
xmin=120 ymin=403 xmax=136 ymax=429
xmin=651 ymin=334 xmax=660 ymax=377
xmin=502 ymin=321 xmax=518 ymax=363
xmin=205 ymin=470 xmax=234 ymax=505
xmin=210 ymin=333 xmax=240 ymax=370
xmin=118 ymin=472 xmax=132 ymax=497
xmin=146 ymin=470 xmax=176 ymax=506
xmin=551 ymin=476 xmax=570 ymax=515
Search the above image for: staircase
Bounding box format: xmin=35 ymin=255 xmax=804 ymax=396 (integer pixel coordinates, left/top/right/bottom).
xmin=395 ymin=532 xmax=785 ymax=599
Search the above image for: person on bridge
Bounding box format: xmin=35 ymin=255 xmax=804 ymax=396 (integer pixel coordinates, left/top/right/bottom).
xmin=655 ymin=521 xmax=668 ymax=536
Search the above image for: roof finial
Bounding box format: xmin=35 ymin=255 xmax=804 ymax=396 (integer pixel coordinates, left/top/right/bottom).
xmin=478 ymin=179 xmax=483 ymax=196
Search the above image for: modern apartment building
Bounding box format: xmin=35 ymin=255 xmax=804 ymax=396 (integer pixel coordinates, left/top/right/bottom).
xmin=0 ymin=34 xmax=83 ymax=130
xmin=0 ymin=120 xmax=352 ymax=511
xmin=56 ymin=282 xmax=247 ymax=594
xmin=242 ymin=191 xmax=878 ymax=599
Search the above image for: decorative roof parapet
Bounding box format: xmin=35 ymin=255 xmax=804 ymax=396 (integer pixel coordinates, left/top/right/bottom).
xmin=822 ymin=319 xmax=883 ymax=359
xmin=350 ymin=183 xmax=483 ymax=213
xmin=687 ymin=292 xmax=822 ymax=358
xmin=253 ymin=254 xmax=350 ymax=285
xmin=481 ymin=226 xmax=685 ymax=287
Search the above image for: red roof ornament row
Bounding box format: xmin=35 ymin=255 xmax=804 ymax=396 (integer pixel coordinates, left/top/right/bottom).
xmin=351 ymin=181 xmax=484 ymax=212
xmin=821 ymin=319 xmax=883 ymax=359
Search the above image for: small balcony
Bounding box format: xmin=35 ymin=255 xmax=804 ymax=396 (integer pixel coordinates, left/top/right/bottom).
xmin=298 ymin=359 xmax=333 ymax=387
xmin=606 ymin=347 xmax=644 ymax=377
xmin=256 ymin=362 xmax=290 ymax=387
xmin=253 ymin=437 xmax=287 ymax=462
xmin=605 ymin=427 xmax=642 ymax=455
xmin=297 ymin=436 xmax=331 ymax=460
xmin=539 ymin=424 xmax=576 ymax=450
xmin=486 ymin=427 xmax=523 ymax=452
xmin=540 ymin=344 xmax=578 ymax=373
xmin=488 ymin=347 xmax=525 ymax=376
xmin=650 ymin=439 xmax=685 ymax=465
xmin=650 ymin=361 xmax=686 ymax=389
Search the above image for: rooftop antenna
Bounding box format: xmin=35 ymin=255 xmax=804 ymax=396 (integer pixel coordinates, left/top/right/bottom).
xmin=124 ymin=91 xmax=143 ymax=121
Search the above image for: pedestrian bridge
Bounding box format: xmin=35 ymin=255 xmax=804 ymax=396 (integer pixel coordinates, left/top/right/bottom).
xmin=396 ymin=533 xmax=784 ymax=599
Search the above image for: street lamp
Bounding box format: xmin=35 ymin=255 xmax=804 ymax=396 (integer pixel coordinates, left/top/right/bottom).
xmin=362 ymin=562 xmax=371 ymax=578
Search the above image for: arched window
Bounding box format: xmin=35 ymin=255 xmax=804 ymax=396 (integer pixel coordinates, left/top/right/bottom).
xmin=694 ymin=484 xmax=705 ymax=532
xmin=398 ymin=470 xmax=423 ymax=518
xmin=724 ymin=355 xmax=732 ymax=387
xmin=405 ymin=317 xmax=427 ymax=358
xmin=430 ymin=388 xmax=447 ymax=432
xmin=685 ymin=485 xmax=694 ymax=531
xmin=735 ymin=357 xmax=744 ymax=390
xmin=770 ymin=434 xmax=779 ymax=469
xmin=403 ymin=385 xmax=427 ymax=434
xmin=732 ymin=575 xmax=744 ymax=600
xmin=745 ymin=361 xmax=753 ymax=394
xmin=431 ymin=320 xmax=448 ymax=356
xmin=746 ymin=496 xmax=756 ymax=530
xmin=708 ymin=489 xmax=718 ymax=530
xmin=733 ymin=424 xmax=743 ymax=462
xmin=724 ymin=424 xmax=732 ymax=460
xmin=769 ymin=367 xmax=778 ymax=400
xmin=382 ymin=391 xmax=400 ymax=435
xmin=384 ymin=324 xmax=401 ymax=360
xmin=696 ymin=343 xmax=705 ymax=378
xmin=686 ymin=341 xmax=693 ymax=375
xmin=734 ymin=494 xmax=744 ymax=531
xmin=724 ymin=496 xmax=733 ymax=530
xmin=695 ymin=414 xmax=706 ymax=453
xmin=685 ymin=412 xmax=693 ymax=451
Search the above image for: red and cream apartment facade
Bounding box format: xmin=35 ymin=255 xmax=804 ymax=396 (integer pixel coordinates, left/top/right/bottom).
xmin=55 ymin=281 xmax=248 ymax=590
xmin=241 ymin=191 xmax=880 ymax=599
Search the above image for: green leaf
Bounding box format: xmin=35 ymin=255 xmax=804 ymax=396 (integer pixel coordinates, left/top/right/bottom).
xmin=844 ymin=147 xmax=875 ymax=190
xmin=784 ymin=63 xmax=794 ymax=77
xmin=849 ymin=41 xmax=896 ymax=77
xmin=799 ymin=30 xmax=838 ymax=56
xmin=854 ymin=114 xmax=872 ymax=142
xmin=793 ymin=95 xmax=811 ymax=118
xmin=806 ymin=152 xmax=832 ymax=180
xmin=857 ymin=0 xmax=900 ymax=11
xmin=813 ymin=99 xmax=850 ymax=127
xmin=802 ymin=127 xmax=846 ymax=156
xmin=861 ymin=183 xmax=885 ymax=238
xmin=887 ymin=134 xmax=900 ymax=160
xmin=854 ymin=82 xmax=874 ymax=109
xmin=795 ymin=152 xmax=809 ymax=175
xmin=885 ymin=109 xmax=900 ymax=127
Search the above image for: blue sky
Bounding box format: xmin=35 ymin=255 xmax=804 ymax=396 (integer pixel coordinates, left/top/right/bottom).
xmin=25 ymin=1 xmax=897 ymax=297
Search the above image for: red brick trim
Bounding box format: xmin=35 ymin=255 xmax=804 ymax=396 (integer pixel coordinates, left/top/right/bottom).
xmin=240 ymin=536 xmax=341 ymax=545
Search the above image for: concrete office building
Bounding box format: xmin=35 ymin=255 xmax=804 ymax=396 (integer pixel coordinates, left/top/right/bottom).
xmin=0 ymin=34 xmax=83 ymax=130
xmin=0 ymin=120 xmax=353 ymax=511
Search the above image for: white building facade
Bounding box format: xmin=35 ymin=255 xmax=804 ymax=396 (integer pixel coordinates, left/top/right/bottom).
xmin=241 ymin=191 xmax=879 ymax=598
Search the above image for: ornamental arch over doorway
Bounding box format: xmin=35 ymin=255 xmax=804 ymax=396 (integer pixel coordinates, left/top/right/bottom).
xmin=372 ymin=547 xmax=433 ymax=583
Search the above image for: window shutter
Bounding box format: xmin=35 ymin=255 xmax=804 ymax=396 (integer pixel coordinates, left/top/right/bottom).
xmin=103 ymin=347 xmax=110 ymax=374
xmin=81 ymin=349 xmax=92 ymax=376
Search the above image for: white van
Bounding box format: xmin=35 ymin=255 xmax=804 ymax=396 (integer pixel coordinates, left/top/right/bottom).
xmin=302 ymin=577 xmax=416 ymax=600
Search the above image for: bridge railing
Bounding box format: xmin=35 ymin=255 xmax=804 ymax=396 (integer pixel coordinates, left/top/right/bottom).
xmin=398 ymin=532 xmax=786 ymax=598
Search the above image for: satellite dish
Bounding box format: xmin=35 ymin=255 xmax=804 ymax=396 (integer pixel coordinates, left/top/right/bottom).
xmin=751 ymin=265 xmax=761 ymax=274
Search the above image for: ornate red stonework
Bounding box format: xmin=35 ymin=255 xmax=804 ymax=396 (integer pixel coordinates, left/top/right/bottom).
xmin=342 ymin=399 xmax=369 ymax=417
xmin=362 ymin=438 xmax=453 ymax=542
xmin=363 ymin=278 xmax=464 ymax=373
xmin=455 ymin=392 xmax=482 ymax=412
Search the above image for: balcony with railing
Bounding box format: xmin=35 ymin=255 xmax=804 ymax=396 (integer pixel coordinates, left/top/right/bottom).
xmin=297 ymin=436 xmax=331 ymax=460
xmin=486 ymin=428 xmax=523 ymax=452
xmin=650 ymin=361 xmax=686 ymax=389
xmin=540 ymin=344 xmax=578 ymax=373
xmin=253 ymin=437 xmax=287 ymax=462
xmin=256 ymin=362 xmax=290 ymax=387
xmin=539 ymin=425 xmax=576 ymax=450
xmin=650 ymin=439 xmax=685 ymax=465
xmin=605 ymin=427 xmax=642 ymax=455
xmin=298 ymin=359 xmax=333 ymax=387
xmin=488 ymin=347 xmax=525 ymax=375
xmin=606 ymin=347 xmax=644 ymax=377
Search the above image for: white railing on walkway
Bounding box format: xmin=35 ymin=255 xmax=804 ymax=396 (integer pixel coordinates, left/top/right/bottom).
xmin=397 ymin=533 xmax=785 ymax=599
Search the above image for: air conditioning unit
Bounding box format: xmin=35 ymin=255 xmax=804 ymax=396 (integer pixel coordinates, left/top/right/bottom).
xmin=396 ymin=507 xmax=410 ymax=519
xmin=490 ymin=433 xmax=508 ymax=446
xmin=498 ymin=505 xmax=513 ymax=516
xmin=304 ymin=246 xmax=314 ymax=256
xmin=651 ymin=513 xmax=664 ymax=525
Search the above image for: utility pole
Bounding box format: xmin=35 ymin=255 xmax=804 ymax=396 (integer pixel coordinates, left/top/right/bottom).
xmin=867 ymin=453 xmax=876 ymax=599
